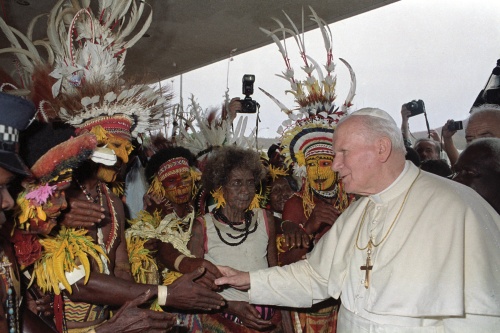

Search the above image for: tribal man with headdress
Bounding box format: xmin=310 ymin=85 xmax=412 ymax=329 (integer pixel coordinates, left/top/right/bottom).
xmin=259 ymin=7 xmax=357 ymax=333
xmin=1 ymin=1 xmax=226 ymax=332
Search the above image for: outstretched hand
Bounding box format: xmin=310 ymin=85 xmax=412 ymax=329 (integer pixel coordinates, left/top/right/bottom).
xmin=226 ymin=301 xmax=274 ymax=331
xmin=96 ymin=289 xmax=176 ymax=333
xmin=60 ymin=197 xmax=105 ymax=228
xmin=215 ymin=266 xmax=250 ymax=291
xmin=178 ymin=257 xmax=223 ymax=290
xmin=166 ymin=267 xmax=226 ymax=311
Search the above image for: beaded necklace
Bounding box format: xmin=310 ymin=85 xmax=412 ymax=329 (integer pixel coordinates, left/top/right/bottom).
xmin=78 ymin=180 xmax=118 ymax=257
xmin=212 ymin=208 xmax=257 ymax=246
xmin=312 ymin=185 xmax=338 ymax=198
xmin=76 ymin=179 xmax=102 ymax=204
xmin=0 ymin=255 xmax=19 ymax=333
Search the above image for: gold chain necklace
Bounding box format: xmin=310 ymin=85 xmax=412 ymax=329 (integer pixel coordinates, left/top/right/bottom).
xmin=356 ymin=169 xmax=420 ymax=288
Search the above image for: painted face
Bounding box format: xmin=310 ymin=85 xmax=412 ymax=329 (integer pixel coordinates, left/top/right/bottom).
xmin=306 ymin=154 xmax=336 ymax=191
xmin=415 ymin=140 xmax=439 ymax=162
xmin=97 ymin=135 xmax=133 ymax=182
xmin=270 ymin=177 xmax=294 ymax=213
xmin=43 ymin=181 xmax=69 ymax=229
xmin=24 ymin=181 xmax=69 ymax=235
xmin=0 ymin=167 xmax=15 ymax=228
xmin=465 ymin=113 xmax=500 ymax=144
xmin=332 ymin=118 xmax=381 ymax=195
xmin=161 ymin=171 xmax=193 ymax=204
xmin=223 ymin=168 xmax=255 ymax=212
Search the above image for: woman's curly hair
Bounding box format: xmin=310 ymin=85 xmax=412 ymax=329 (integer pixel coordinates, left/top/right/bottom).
xmin=202 ymin=146 xmax=266 ymax=192
xmin=145 ymin=146 xmax=197 ymax=183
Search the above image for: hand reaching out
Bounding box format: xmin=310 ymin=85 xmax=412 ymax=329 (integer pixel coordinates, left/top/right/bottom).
xmin=225 ymin=301 xmax=274 ymax=331
xmin=215 ymin=266 xmax=250 ymax=291
xmin=165 ymin=267 xmax=226 ymax=311
xmin=96 ymin=289 xmax=176 ymax=333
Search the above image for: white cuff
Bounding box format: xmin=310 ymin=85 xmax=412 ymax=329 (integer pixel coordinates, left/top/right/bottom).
xmin=157 ymin=285 xmax=168 ymax=306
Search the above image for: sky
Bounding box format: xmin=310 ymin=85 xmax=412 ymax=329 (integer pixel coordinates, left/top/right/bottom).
xmin=165 ymin=0 xmax=500 ymax=141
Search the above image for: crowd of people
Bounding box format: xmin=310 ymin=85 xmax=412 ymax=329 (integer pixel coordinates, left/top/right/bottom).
xmin=0 ymin=2 xmax=499 ymax=333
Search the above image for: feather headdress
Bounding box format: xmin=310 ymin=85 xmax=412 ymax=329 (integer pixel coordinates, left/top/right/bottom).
xmin=260 ymin=6 xmax=356 ymax=130
xmin=0 ymin=0 xmax=169 ymax=138
xmin=260 ymin=7 xmax=356 ymax=175
xmin=260 ymin=7 xmax=355 ymax=217
xmin=175 ymin=94 xmax=257 ymax=164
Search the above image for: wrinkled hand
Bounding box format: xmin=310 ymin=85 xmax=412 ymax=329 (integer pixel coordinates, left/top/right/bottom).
xmin=143 ymin=239 xmax=161 ymax=252
xmin=96 ymin=289 xmax=176 ymax=333
xmin=305 ymin=200 xmax=340 ymax=235
xmin=166 ymin=267 xmax=225 ymax=311
xmin=226 ymin=301 xmax=274 ymax=331
xmin=60 ymin=197 xmax=105 ymax=228
xmin=178 ymin=257 xmax=222 ymax=290
xmin=26 ymin=289 xmax=53 ymax=317
xmin=215 ymin=266 xmax=250 ymax=291
xmin=35 ymin=294 xmax=54 ymax=317
xmin=281 ymin=221 xmax=310 ymax=249
xmin=441 ymin=119 xmax=457 ymax=139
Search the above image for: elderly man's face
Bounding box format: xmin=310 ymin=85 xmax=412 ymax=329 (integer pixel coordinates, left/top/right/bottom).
xmin=332 ymin=118 xmax=380 ymax=195
xmin=465 ymin=113 xmax=500 ymax=144
xmin=453 ymin=144 xmax=499 ymax=205
xmin=415 ymin=140 xmax=439 ymax=162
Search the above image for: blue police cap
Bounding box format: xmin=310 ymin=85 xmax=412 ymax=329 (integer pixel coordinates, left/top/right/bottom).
xmin=0 ymin=92 xmax=35 ymax=175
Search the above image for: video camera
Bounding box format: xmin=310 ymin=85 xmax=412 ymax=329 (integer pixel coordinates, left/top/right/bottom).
xmin=239 ymin=74 xmax=259 ymax=113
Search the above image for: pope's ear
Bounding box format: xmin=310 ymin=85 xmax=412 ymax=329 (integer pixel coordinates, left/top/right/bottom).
xmin=376 ymin=137 xmax=392 ymax=162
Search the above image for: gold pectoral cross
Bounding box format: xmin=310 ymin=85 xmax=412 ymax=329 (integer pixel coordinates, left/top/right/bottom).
xmin=360 ymin=243 xmax=373 ymax=289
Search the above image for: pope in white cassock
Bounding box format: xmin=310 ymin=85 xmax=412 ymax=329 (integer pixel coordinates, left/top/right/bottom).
xmin=215 ymin=108 xmax=500 ymax=332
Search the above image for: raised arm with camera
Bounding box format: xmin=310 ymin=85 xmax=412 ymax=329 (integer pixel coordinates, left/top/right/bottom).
xmin=441 ymin=119 xmax=461 ymax=166
xmin=400 ymin=105 xmax=412 ymax=147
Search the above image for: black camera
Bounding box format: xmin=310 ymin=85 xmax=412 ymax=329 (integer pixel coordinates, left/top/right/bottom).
xmin=447 ymin=120 xmax=463 ymax=131
xmin=404 ymin=99 xmax=425 ymax=117
xmin=239 ymin=74 xmax=259 ymax=113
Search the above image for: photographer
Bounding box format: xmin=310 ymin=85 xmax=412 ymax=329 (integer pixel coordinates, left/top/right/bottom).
xmin=442 ymin=104 xmax=500 ymax=167
xmin=400 ymin=103 xmax=441 ymax=155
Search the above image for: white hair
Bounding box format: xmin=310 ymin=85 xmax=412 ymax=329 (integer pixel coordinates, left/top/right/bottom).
xmin=338 ymin=108 xmax=406 ymax=155
xmin=468 ymin=104 xmax=500 ymax=127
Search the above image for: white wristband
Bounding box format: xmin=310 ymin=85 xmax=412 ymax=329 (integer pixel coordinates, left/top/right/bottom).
xmin=157 ymin=285 xmax=168 ymax=306
xmin=174 ymin=254 xmax=186 ymax=271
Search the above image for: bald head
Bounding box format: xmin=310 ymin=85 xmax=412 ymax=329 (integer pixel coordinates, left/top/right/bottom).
xmin=466 ymin=104 xmax=500 ymax=144
xmin=453 ymin=137 xmax=500 ymax=213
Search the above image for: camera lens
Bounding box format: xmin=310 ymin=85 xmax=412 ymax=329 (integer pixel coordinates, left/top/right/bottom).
xmin=407 ymin=102 xmax=417 ymax=110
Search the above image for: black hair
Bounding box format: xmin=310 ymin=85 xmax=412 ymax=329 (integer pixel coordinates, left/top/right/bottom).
xmin=19 ymin=121 xmax=76 ymax=168
xmin=202 ymin=146 xmax=266 ymax=193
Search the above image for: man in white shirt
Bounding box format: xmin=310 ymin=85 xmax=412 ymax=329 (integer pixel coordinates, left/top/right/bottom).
xmin=215 ymin=108 xmax=500 ymax=332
